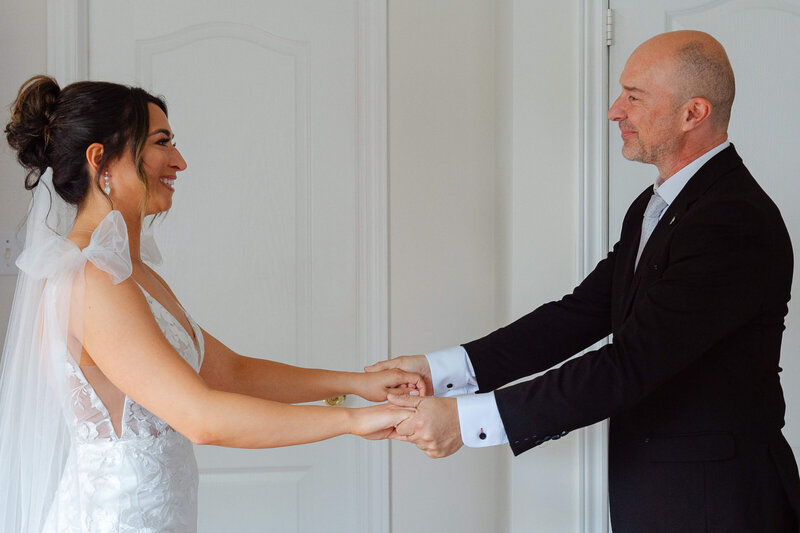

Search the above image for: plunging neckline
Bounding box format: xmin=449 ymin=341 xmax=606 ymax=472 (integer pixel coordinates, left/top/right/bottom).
xmin=135 ymin=282 xmax=203 ymax=360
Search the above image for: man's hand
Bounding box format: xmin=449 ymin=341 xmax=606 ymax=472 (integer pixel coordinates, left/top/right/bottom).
xmin=387 ymin=393 xmax=463 ymax=458
xmin=365 ymin=355 xmax=433 ymax=397
xmin=354 ymin=368 xmax=426 ymax=402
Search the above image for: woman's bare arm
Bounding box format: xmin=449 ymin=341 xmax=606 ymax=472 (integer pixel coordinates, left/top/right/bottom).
xmin=81 ymin=264 xmax=413 ymax=448
xmin=144 ymin=266 xmax=425 ymax=403
xmin=199 ymin=330 xmax=425 ymax=403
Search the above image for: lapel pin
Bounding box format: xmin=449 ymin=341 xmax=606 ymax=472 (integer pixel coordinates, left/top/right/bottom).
xmin=669 ymin=215 xmax=676 ymax=225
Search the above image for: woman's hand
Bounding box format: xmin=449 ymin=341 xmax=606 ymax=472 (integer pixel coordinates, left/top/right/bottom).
xmin=350 ymin=403 xmax=416 ymax=440
xmin=353 ymin=368 xmax=427 ymax=402
xmin=364 ymin=355 xmax=433 ymax=397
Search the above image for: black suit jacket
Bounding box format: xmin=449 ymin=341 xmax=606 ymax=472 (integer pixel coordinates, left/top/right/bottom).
xmin=464 ymin=145 xmax=800 ymax=532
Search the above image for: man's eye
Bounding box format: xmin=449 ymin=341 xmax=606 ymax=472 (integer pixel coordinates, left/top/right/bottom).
xmin=628 ymin=95 xmax=637 ymax=102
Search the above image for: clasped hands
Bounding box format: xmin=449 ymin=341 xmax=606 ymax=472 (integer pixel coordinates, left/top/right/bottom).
xmin=363 ymin=355 xmax=463 ymax=458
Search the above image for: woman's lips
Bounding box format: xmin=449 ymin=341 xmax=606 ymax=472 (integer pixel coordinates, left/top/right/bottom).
xmin=159 ymin=177 xmax=175 ymax=191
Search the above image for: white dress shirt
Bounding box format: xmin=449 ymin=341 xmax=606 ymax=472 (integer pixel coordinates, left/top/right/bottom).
xmin=428 ymin=140 xmax=731 ymax=448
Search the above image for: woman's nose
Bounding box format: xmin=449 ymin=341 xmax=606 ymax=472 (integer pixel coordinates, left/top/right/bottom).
xmin=172 ymin=147 xmax=187 ymax=171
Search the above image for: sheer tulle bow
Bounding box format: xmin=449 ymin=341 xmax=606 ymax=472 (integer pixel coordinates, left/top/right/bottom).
xmin=16 ymin=210 xmax=133 ymax=284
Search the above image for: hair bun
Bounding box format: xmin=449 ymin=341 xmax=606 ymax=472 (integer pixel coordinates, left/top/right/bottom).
xmin=5 ymin=75 xmax=61 ymax=188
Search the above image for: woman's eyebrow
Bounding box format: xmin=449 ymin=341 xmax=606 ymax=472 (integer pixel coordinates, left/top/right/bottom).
xmin=148 ymin=128 xmax=173 ymax=138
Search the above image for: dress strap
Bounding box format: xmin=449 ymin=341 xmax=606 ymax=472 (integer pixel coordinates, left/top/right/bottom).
xmin=82 ymin=211 xmax=132 ymax=284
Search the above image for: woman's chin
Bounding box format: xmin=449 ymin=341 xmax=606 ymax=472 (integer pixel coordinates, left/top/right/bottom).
xmin=145 ymin=200 xmax=172 ymax=216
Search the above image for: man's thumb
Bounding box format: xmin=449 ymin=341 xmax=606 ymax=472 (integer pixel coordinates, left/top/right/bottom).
xmin=364 ymin=360 xmax=388 ymax=372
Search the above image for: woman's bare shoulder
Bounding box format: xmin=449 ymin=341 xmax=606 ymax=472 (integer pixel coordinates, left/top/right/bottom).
xmin=82 ymin=260 xmax=146 ymax=310
xmin=65 ymin=231 xmax=92 ymax=250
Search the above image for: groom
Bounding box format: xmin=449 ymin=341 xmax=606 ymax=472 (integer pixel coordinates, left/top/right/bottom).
xmin=368 ymin=31 xmax=800 ymax=531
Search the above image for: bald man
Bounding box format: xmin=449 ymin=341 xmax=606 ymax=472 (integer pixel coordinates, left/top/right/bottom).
xmin=368 ymin=31 xmax=800 ymax=531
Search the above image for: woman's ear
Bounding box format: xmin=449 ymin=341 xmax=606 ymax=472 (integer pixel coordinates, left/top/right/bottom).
xmin=85 ymin=143 xmax=104 ymax=175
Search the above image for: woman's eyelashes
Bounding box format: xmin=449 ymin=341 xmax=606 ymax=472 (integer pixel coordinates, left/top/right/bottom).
xmin=155 ymin=137 xmax=177 ymax=147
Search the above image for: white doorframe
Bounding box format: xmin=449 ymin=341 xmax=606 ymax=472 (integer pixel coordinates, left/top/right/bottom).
xmin=578 ymin=1 xmax=610 ymax=532
xmin=46 ymin=0 xmax=88 ymax=83
xmin=353 ymin=3 xmax=390 ymax=531
xmin=46 ymin=1 xmax=390 ymax=531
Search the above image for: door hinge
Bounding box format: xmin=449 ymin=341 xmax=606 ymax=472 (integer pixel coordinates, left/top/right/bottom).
xmin=607 ymin=8 xmax=615 ymax=46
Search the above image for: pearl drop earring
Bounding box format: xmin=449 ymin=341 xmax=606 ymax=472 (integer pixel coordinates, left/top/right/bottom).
xmin=103 ymin=171 xmax=111 ymax=195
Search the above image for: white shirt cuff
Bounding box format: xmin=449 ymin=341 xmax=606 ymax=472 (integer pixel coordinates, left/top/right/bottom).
xmin=456 ymin=392 xmax=509 ymax=447
xmin=425 ymin=346 xmax=479 ymax=397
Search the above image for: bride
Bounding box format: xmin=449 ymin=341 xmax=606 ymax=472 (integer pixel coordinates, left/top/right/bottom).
xmin=0 ymin=76 xmax=420 ymax=532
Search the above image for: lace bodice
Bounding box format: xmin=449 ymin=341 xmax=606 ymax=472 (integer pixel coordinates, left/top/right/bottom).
xmin=43 ymin=284 xmax=205 ymax=532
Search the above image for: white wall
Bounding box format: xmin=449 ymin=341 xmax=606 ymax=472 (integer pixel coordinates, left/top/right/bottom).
xmin=0 ymin=0 xmax=47 ymax=348
xmin=388 ymin=1 xmax=508 ymax=531
xmin=0 ymin=1 xmax=586 ymax=531
xmin=389 ymin=1 xmax=582 ymax=532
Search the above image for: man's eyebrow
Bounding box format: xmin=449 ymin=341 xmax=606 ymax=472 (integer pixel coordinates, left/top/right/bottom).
xmin=622 ymin=85 xmax=646 ymax=94
xmin=148 ymin=128 xmax=173 ymax=138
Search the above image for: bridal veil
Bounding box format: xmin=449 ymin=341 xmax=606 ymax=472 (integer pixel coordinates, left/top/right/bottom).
xmin=0 ymin=168 xmax=133 ymax=531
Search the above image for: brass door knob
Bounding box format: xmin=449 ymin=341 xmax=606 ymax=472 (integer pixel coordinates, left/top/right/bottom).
xmin=324 ymin=395 xmax=346 ymax=406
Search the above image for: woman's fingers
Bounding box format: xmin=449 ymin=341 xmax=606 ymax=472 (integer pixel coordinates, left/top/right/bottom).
xmin=387 ymin=385 xmax=421 ymax=397
xmin=396 ymin=370 xmax=427 ymax=396
xmin=355 ymin=404 xmax=415 ymax=436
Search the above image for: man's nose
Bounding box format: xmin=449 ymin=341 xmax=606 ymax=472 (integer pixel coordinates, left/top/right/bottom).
xmin=608 ymin=95 xmax=625 ymax=122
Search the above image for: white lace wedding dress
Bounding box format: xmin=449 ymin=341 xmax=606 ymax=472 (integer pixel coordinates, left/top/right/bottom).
xmin=31 ymin=211 xmax=204 ymax=533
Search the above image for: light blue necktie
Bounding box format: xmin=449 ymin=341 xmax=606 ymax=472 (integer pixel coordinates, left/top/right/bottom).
xmin=635 ymin=191 xmax=668 ymax=270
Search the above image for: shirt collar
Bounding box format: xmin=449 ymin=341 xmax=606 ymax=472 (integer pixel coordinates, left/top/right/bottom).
xmin=654 ymin=140 xmax=730 ymax=205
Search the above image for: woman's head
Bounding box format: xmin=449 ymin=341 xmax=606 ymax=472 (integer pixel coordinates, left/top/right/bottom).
xmin=5 ymin=75 xmax=186 ymax=217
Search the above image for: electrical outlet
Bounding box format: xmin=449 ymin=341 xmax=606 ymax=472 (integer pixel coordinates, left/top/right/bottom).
xmin=0 ymin=232 xmax=23 ymax=276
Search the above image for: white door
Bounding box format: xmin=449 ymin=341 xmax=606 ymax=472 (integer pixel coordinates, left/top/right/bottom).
xmin=49 ymin=1 xmax=388 ymax=531
xmin=608 ymin=0 xmax=800 ymax=459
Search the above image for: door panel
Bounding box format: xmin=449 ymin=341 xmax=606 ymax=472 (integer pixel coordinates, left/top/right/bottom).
xmin=83 ymin=1 xmax=386 ymax=530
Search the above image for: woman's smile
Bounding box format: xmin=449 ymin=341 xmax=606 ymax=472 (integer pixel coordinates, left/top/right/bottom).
xmin=159 ymin=175 xmax=176 ymax=192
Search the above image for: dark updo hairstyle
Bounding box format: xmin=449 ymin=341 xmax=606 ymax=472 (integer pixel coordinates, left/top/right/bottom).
xmin=5 ymin=75 xmax=168 ymax=208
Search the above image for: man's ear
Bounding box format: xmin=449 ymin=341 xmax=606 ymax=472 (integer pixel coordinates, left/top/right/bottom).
xmin=85 ymin=143 xmax=104 ymax=175
xmin=681 ymin=97 xmax=713 ymax=132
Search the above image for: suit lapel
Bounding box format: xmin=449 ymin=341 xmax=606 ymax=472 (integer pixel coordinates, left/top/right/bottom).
xmin=619 ymin=144 xmax=744 ymax=321
xmin=618 ymin=189 xmax=651 ymax=311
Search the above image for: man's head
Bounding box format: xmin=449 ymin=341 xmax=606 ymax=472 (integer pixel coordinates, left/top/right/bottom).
xmin=608 ymin=31 xmax=735 ymax=177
